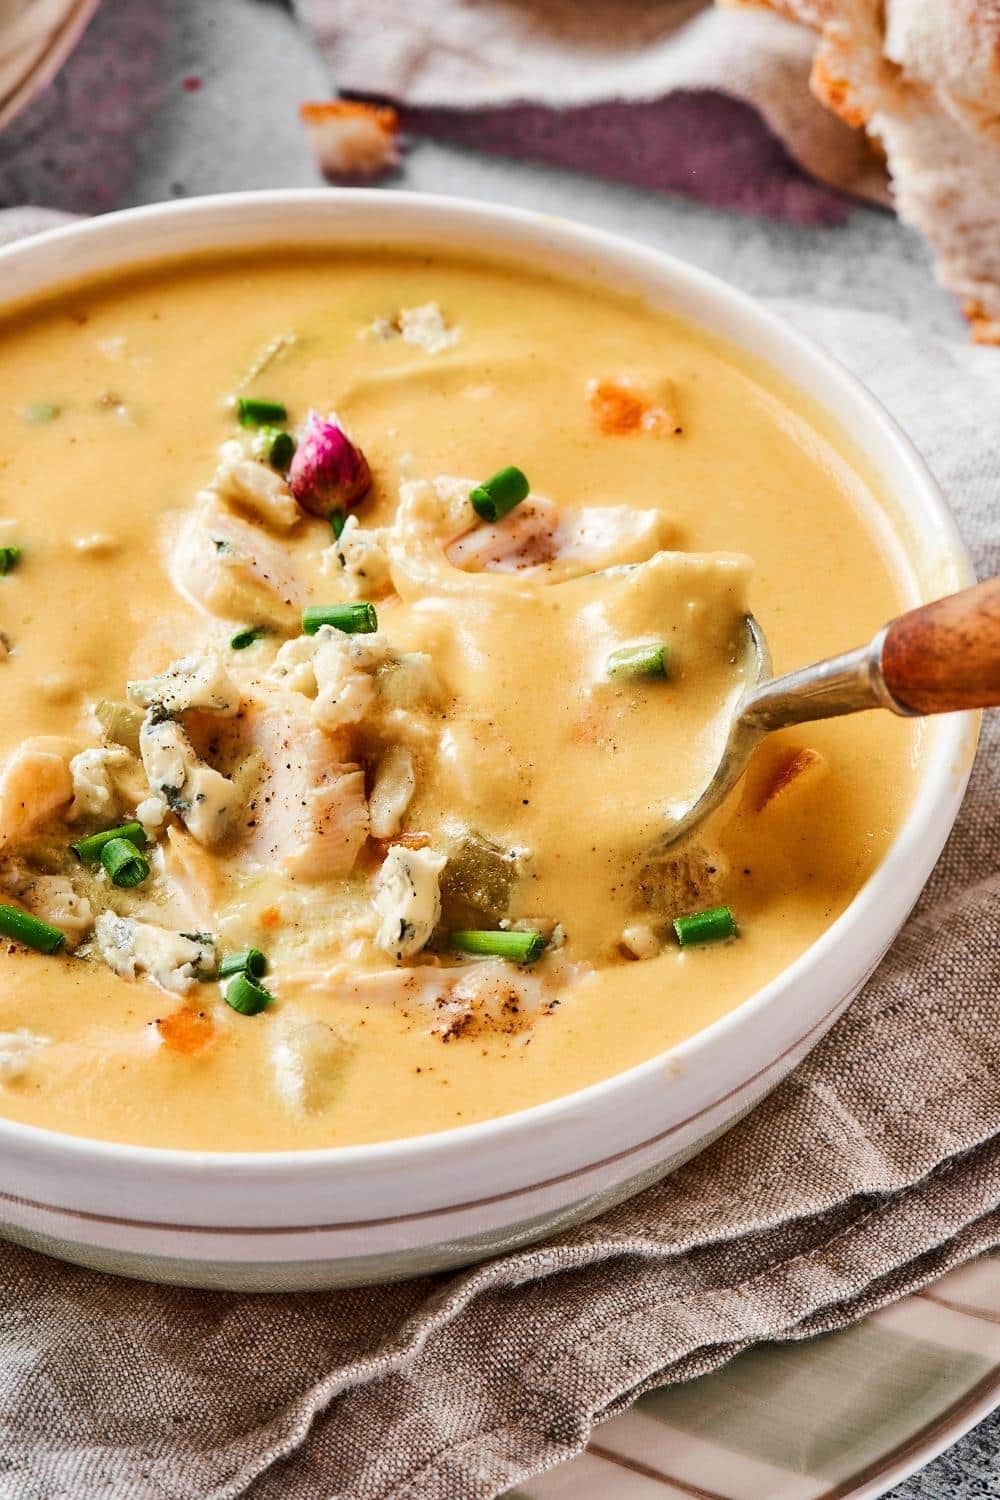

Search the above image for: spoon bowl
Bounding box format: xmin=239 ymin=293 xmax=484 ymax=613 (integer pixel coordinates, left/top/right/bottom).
xmin=659 ymin=577 xmax=1000 ymax=849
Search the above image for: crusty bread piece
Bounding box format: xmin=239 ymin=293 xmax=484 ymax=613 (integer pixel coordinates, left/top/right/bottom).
xmin=300 ymin=101 xmax=401 ymax=180
xmin=723 ymin=0 xmax=1000 ymax=342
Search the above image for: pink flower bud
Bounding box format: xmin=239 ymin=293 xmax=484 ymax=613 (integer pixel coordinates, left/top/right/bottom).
xmin=288 ymin=411 xmax=372 ymax=516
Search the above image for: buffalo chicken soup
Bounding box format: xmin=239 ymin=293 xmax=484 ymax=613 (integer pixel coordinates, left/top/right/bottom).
xmin=0 ymin=250 xmax=920 ymax=1149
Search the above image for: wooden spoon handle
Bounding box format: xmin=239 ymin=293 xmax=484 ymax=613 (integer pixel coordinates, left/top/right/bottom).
xmin=881 ymin=577 xmax=1000 ymax=714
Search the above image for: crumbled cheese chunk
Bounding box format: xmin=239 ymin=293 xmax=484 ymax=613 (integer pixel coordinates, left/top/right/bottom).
xmin=0 ymin=1030 xmax=47 ymax=1082
xmin=208 ymin=441 xmax=298 ymax=530
xmin=398 ymin=303 xmax=458 ymax=354
xmin=95 ymin=912 xmax=217 ymax=996
xmin=373 ymin=844 xmax=447 ymax=960
xmin=129 ymin=651 xmax=240 ymax=718
xmin=68 ymin=745 xmax=131 ymax=822
xmin=139 ymin=717 xmax=237 ymax=846
xmin=322 ymin=514 xmax=392 ymax=598
xmin=369 ymin=746 xmax=416 ymax=839
xmin=135 ymin=796 xmax=167 ymax=836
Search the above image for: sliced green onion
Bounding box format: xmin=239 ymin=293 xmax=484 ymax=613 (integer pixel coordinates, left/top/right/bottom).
xmin=23 ymin=402 xmax=61 ymax=423
xmin=223 ymin=971 xmax=273 ymax=1016
xmin=302 ymin=602 xmax=377 ymax=636
xmin=237 ymin=397 xmax=287 ymax=428
xmin=673 ymin=905 xmax=737 ymax=948
xmin=0 ymin=546 xmax=21 ymax=576
xmin=329 ymin=509 xmax=347 ymax=541
xmin=251 ymin=425 xmax=295 ymax=471
xmin=72 ymin=821 xmax=148 ymax=863
xmin=218 ymin=948 xmax=268 ymax=980
xmin=0 ymin=903 xmax=65 ymax=954
xmin=470 ymin=466 xmax=530 ymax=524
xmin=100 ymin=837 xmax=150 ymax=889
xmin=230 ymin=626 xmax=267 ymax=651
xmin=449 ymin=928 xmax=546 ymax=964
xmin=606 ymin=642 xmax=668 ymax=680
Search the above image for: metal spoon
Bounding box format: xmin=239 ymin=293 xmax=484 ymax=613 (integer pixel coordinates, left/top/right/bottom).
xmin=659 ymin=576 xmax=1000 ymax=849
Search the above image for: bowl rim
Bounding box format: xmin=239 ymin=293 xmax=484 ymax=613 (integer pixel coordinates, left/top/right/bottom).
xmin=0 ymin=188 xmax=977 ymax=1182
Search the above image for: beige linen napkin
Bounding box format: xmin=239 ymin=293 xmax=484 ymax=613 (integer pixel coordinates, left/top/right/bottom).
xmin=0 ymin=210 xmax=997 ymax=1498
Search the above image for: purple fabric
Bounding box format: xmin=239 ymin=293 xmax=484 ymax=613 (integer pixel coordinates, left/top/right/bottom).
xmin=0 ymin=0 xmax=170 ymax=214
xmin=394 ymin=91 xmax=857 ymax=227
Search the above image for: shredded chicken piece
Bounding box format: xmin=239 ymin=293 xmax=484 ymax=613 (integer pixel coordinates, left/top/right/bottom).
xmin=207 ymin=440 xmax=298 ymax=530
xmin=237 ymin=708 xmax=369 ymax=880
xmin=448 ymin=492 xmax=671 ymax=578
xmin=0 ymin=738 xmax=74 ymax=851
xmin=369 ymin=746 xmax=416 ymax=839
xmin=170 ymin=498 xmax=304 ymax=628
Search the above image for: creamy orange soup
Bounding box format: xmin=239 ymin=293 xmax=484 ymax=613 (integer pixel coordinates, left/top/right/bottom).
xmin=0 ymin=249 xmax=919 ymax=1150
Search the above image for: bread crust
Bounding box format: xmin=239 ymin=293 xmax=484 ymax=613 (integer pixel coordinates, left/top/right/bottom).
xmin=723 ymin=0 xmax=1000 ymax=341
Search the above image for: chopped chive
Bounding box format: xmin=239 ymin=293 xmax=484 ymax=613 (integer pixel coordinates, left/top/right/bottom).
xmin=251 ymin=425 xmax=295 ymax=471
xmin=230 ymin=626 xmax=268 ymax=651
xmin=470 ymin=466 xmax=530 ymax=524
xmin=302 ymin=602 xmax=377 ymax=636
xmin=606 ymin=642 xmax=668 ymax=680
xmin=218 ymin=948 xmax=267 ymax=980
xmin=23 ymin=402 xmax=61 ymax=423
xmin=0 ymin=904 xmax=66 ymax=954
xmin=329 ymin=509 xmax=346 ymax=541
xmin=673 ymin=905 xmax=737 ymax=948
xmin=100 ymin=837 xmax=150 ymax=889
xmin=0 ymin=546 xmax=21 ymax=576
xmin=223 ymin=970 xmax=273 ymax=1016
xmin=237 ymin=397 xmax=287 ymax=428
xmin=449 ymin=928 xmax=546 ymax=964
xmin=72 ymin=821 xmax=148 ymax=863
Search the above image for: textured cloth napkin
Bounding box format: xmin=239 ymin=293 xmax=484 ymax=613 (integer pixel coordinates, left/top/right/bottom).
xmin=0 ymin=209 xmax=998 ymax=1499
xmin=295 ymin=0 xmax=889 ymax=225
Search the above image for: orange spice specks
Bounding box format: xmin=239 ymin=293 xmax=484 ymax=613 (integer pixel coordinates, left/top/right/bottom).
xmin=155 ymin=1006 xmax=214 ymax=1057
xmin=755 ymin=746 xmax=827 ymax=812
xmin=259 ymin=905 xmax=282 ymax=930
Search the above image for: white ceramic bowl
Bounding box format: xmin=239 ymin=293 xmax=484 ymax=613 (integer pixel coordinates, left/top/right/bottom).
xmin=0 ymin=191 xmax=976 ymax=1290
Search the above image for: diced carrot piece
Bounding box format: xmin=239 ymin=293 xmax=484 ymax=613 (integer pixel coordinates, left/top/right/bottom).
xmin=155 ymin=1006 xmax=214 ymax=1056
xmin=754 ymin=746 xmax=828 ymax=812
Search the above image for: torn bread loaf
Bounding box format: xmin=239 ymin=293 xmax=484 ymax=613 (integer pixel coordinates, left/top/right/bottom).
xmin=724 ymin=0 xmax=1000 ymax=342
